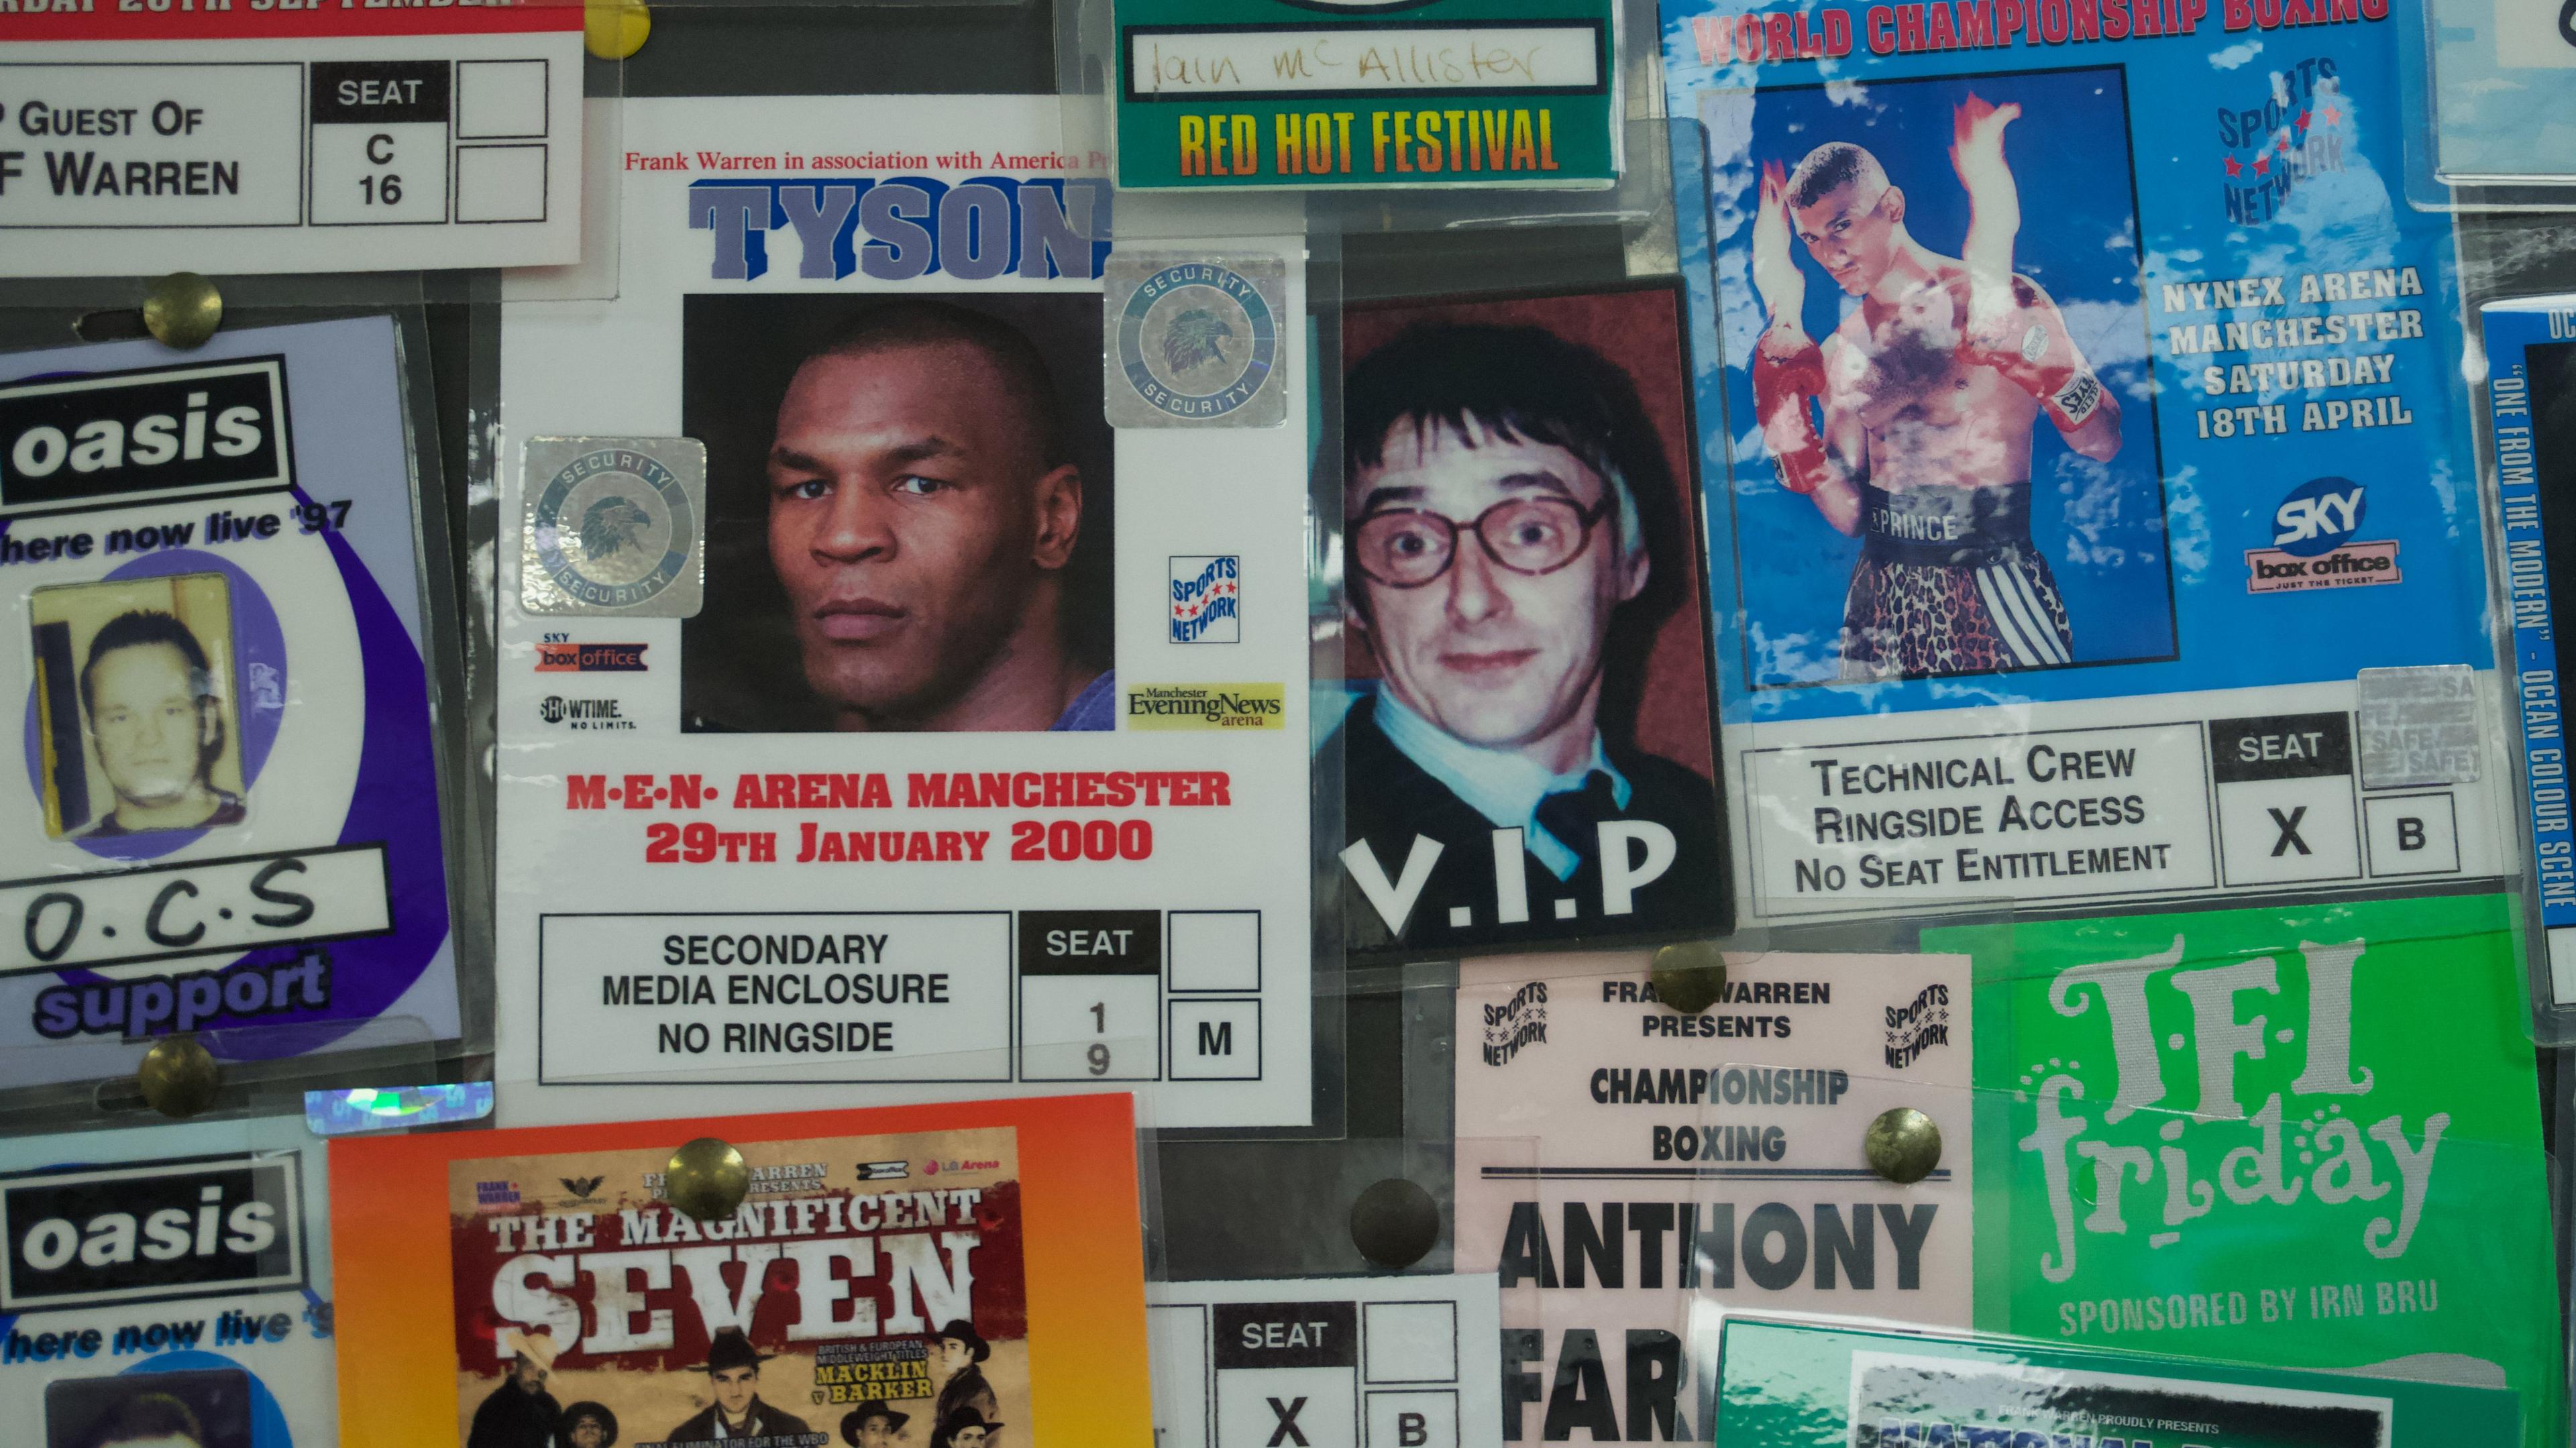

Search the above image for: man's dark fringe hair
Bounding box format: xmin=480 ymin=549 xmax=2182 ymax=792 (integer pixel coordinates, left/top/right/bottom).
xmin=804 ymin=299 xmax=1070 ymax=469
xmin=1343 ymin=322 xmax=1660 ymax=541
xmin=89 ymin=1391 xmax=207 ymax=1448
xmin=1787 ymin=142 xmax=1876 ymax=210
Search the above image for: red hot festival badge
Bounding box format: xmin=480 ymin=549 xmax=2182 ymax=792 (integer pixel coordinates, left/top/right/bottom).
xmin=327 ymin=1095 xmax=1150 ymax=1448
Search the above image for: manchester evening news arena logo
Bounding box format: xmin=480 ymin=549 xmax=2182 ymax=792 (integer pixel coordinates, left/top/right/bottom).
xmin=1170 ymin=555 xmax=1240 ymax=643
xmin=531 ymin=447 xmax=697 ymax=610
xmin=2245 ymin=476 xmax=2399 ymax=594
xmin=1127 ymin=683 xmax=1285 ymax=729
xmin=1118 ymin=264 xmax=1279 ymax=420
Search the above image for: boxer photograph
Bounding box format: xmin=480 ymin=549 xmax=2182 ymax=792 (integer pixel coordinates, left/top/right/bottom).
xmin=1722 ymin=71 xmax=2172 ymax=686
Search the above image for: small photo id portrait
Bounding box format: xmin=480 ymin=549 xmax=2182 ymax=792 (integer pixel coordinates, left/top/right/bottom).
xmin=30 ymin=573 xmax=248 ymax=840
xmin=44 ymin=1368 xmax=255 ymax=1448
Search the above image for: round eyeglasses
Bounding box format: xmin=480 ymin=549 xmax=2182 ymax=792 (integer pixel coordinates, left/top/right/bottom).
xmin=1351 ymin=496 xmax=1613 ymax=589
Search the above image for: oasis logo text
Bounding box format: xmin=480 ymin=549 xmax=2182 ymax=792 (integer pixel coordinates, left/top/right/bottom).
xmin=0 ymin=357 xmax=288 ymax=512
xmin=0 ymin=1155 xmax=303 ymax=1311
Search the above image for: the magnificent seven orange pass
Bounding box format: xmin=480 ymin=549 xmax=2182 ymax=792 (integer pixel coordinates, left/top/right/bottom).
xmin=327 ymin=1093 xmax=1149 ymax=1448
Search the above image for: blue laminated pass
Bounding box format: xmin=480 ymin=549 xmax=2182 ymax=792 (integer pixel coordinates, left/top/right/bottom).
xmin=0 ymin=1118 xmax=341 ymax=1448
xmin=1660 ymin=0 xmax=2512 ymax=926
xmin=0 ymin=319 xmax=466 ymax=1088
xmin=2416 ymin=0 xmax=2576 ymax=191
xmin=2483 ymin=296 xmax=2576 ymax=1009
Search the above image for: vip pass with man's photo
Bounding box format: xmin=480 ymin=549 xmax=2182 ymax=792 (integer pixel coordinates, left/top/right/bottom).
xmin=1328 ymin=282 xmax=1731 ymax=964
xmin=493 ymin=95 xmax=1316 ymax=1129
xmin=0 ymin=319 xmax=464 ymax=1088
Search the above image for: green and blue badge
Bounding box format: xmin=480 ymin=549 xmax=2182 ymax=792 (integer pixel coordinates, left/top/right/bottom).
xmin=1110 ymin=0 xmax=1620 ymax=191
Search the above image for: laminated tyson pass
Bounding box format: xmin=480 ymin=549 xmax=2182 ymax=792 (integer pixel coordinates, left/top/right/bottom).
xmin=1659 ymin=0 xmax=2515 ymax=926
xmin=492 ymin=95 xmax=1317 ymax=1129
xmin=0 ymin=318 xmax=472 ymax=1089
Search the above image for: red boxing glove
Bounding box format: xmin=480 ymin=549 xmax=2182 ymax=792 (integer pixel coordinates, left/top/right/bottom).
xmin=1750 ymin=327 xmax=1833 ymax=496
xmin=1953 ymin=274 xmax=2104 ymax=433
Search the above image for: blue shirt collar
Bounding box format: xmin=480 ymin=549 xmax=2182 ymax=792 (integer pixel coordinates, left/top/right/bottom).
xmin=1051 ymin=671 xmax=1116 ymax=731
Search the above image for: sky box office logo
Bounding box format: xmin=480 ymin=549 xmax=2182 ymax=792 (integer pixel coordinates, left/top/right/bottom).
xmin=2272 ymin=476 xmax=2364 ymax=556
xmin=536 ymin=642 xmax=651 ymax=673
xmin=0 ymin=1156 xmax=303 ymax=1311
xmin=2247 ymin=476 xmax=2398 ymax=593
xmin=0 ymin=358 xmax=288 ymax=512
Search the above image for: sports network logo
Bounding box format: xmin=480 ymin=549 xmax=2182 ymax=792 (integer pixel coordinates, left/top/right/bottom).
xmin=1170 ymin=555 xmax=1240 ymax=643
xmin=2216 ymin=58 xmax=2348 ymax=224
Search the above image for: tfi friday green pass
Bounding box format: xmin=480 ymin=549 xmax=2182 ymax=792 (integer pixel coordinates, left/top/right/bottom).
xmin=1926 ymin=894 xmax=2561 ymax=1448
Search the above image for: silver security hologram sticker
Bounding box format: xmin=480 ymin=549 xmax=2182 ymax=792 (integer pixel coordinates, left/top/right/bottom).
xmin=2356 ymin=664 xmax=2481 ymax=789
xmin=521 ymin=437 xmax=706 ymax=618
xmin=1106 ymin=255 xmax=1287 ymax=429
